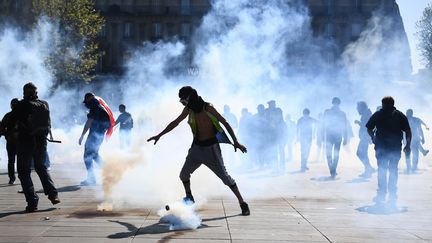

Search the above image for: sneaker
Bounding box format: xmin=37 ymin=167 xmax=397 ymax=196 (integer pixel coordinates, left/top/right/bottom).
xmin=49 ymin=195 xmax=61 ymax=205
xmin=183 ymin=194 xmax=195 ymax=204
xmin=240 ymin=202 xmax=250 ymax=216
xmin=8 ymin=179 xmax=15 ymax=185
xmin=80 ymin=179 xmax=96 ymax=186
xmin=25 ymin=205 xmax=38 ymax=213
xmin=423 ymin=150 xmax=429 ymax=156
xmin=300 ymin=167 xmax=309 ymax=172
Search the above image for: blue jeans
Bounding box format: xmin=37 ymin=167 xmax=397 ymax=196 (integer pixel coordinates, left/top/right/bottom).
xmin=326 ymin=135 xmax=342 ymax=176
xmin=375 ymin=149 xmax=401 ymax=200
xmin=84 ymin=132 xmax=105 ymax=180
xmin=356 ymin=139 xmax=372 ymax=170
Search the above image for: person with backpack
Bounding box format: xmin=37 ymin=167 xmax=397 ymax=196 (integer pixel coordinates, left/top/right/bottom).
xmin=0 ymin=98 xmax=20 ymax=184
xmin=79 ymin=93 xmax=115 ymax=186
xmin=147 ymin=86 xmax=250 ymax=216
xmin=9 ymin=82 xmax=60 ymax=212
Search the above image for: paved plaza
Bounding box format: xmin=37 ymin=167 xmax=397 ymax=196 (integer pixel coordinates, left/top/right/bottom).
xmin=0 ymin=159 xmax=431 ymax=243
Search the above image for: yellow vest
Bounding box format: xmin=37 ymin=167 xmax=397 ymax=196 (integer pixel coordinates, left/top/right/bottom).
xmin=187 ymin=104 xmax=232 ymax=144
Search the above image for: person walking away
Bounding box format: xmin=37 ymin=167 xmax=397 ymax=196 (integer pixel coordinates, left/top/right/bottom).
xmin=366 ymin=96 xmax=411 ymax=208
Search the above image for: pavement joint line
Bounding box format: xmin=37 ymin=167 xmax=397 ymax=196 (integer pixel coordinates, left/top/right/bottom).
xmin=281 ymin=196 xmax=332 ymax=243
xmin=131 ymin=207 xmax=152 ymax=242
xmin=221 ymin=198 xmax=233 ymax=243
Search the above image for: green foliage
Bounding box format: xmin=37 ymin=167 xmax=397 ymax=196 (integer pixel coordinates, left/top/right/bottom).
xmin=417 ymin=3 xmax=432 ymax=69
xmin=32 ymin=0 xmax=105 ymax=86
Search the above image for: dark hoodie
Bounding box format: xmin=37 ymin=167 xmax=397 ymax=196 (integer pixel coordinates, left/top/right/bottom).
xmin=366 ymin=106 xmax=410 ymax=150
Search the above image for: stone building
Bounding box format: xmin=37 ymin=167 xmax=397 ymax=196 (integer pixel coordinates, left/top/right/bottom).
xmin=0 ymin=0 xmax=411 ymax=75
xmin=95 ymin=0 xmax=211 ymax=72
xmin=95 ymin=0 xmax=411 ymax=74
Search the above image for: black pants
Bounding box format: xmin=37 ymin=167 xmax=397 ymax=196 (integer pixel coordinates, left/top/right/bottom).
xmin=17 ymin=136 xmax=58 ymax=206
xmin=6 ymin=139 xmax=17 ymax=181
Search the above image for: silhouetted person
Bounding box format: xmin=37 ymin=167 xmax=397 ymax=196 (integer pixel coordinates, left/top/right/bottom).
xmin=405 ymin=109 xmax=424 ymax=174
xmin=265 ymin=100 xmax=283 ymax=173
xmin=115 ymin=104 xmax=133 ymax=148
xmin=0 ymin=98 xmax=19 ymax=184
xmin=297 ymin=108 xmax=316 ymax=172
xmin=79 ymin=93 xmax=114 ymax=186
xmin=238 ymin=108 xmax=253 ymax=167
xmin=223 ymin=105 xmax=238 ymax=130
xmin=238 ymin=108 xmax=252 ymax=145
xmin=147 ymin=86 xmax=250 ymax=216
xmin=355 ymin=101 xmax=375 ymax=178
xmin=414 ymin=116 xmax=429 ymax=156
xmin=366 ymin=96 xmax=411 ymax=208
xmin=323 ymin=97 xmax=349 ymax=178
xmin=251 ymin=104 xmax=267 ymax=169
xmin=285 ymin=114 xmax=296 ymax=162
xmin=315 ymin=113 xmax=325 ymax=162
xmin=222 ymin=105 xmax=238 ymax=165
xmin=9 ymin=83 xmax=60 ymax=212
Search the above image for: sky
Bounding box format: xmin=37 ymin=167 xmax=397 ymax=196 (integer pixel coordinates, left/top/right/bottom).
xmin=397 ymin=0 xmax=431 ymax=73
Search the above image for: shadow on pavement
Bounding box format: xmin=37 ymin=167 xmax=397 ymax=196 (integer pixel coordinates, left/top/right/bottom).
xmin=311 ymin=176 xmax=339 ymax=181
xmin=0 ymin=208 xmax=56 ymax=218
xmin=356 ymin=204 xmax=408 ymax=215
xmin=0 ymin=183 xmax=19 ymax=188
xmin=36 ymin=185 xmax=81 ymax=193
xmin=345 ymin=177 xmax=370 ymax=184
xmin=107 ymin=214 xmax=239 ymax=239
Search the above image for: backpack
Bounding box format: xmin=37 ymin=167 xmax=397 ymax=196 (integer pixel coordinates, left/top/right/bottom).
xmin=26 ymin=100 xmax=50 ymax=136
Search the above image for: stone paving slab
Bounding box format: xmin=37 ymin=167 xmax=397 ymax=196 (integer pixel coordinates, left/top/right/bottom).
xmin=0 ymin=160 xmax=431 ymax=243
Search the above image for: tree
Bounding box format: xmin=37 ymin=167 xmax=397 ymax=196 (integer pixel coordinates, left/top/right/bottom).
xmin=32 ymin=0 xmax=104 ymax=86
xmin=417 ymin=3 xmax=432 ymax=69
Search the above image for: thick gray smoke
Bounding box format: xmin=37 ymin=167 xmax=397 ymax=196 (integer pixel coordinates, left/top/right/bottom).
xmin=0 ymin=1 xmax=430 ymax=209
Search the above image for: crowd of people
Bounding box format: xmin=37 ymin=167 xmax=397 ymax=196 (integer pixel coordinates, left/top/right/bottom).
xmin=0 ymin=83 xmax=429 ymax=214
xmin=0 ymin=83 xmax=134 ymax=212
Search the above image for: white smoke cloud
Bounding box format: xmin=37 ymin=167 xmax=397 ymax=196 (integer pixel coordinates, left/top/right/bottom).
xmin=0 ymin=1 xmax=430 ymax=215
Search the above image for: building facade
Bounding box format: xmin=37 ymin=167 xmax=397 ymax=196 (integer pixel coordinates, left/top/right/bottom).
xmin=95 ymin=0 xmax=410 ymax=74
xmin=0 ymin=0 xmax=410 ymax=75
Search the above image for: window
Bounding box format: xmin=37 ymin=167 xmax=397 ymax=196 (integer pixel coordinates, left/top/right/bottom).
xmin=181 ymin=23 xmax=191 ymax=38
xmin=153 ymin=23 xmax=162 ymax=38
xmin=124 ymin=22 xmax=132 ymax=38
xmin=351 ymin=23 xmax=362 ymax=37
xmin=325 ymin=23 xmax=334 ymax=37
xmin=180 ymin=0 xmax=190 ymax=15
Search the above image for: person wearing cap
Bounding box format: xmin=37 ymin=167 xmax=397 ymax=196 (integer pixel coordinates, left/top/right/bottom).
xmin=0 ymin=98 xmax=20 ymax=184
xmin=265 ymin=100 xmax=285 ymax=174
xmin=323 ymin=97 xmax=349 ymax=179
xmin=8 ymin=82 xmax=60 ymax=212
xmin=79 ymin=93 xmax=112 ymax=186
xmin=147 ymin=86 xmax=250 ymax=216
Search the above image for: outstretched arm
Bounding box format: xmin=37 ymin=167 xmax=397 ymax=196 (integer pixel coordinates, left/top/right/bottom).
xmin=207 ymin=105 xmax=247 ymax=153
xmin=147 ymin=107 xmax=188 ymax=145
xmin=420 ymin=118 xmax=429 ymax=130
